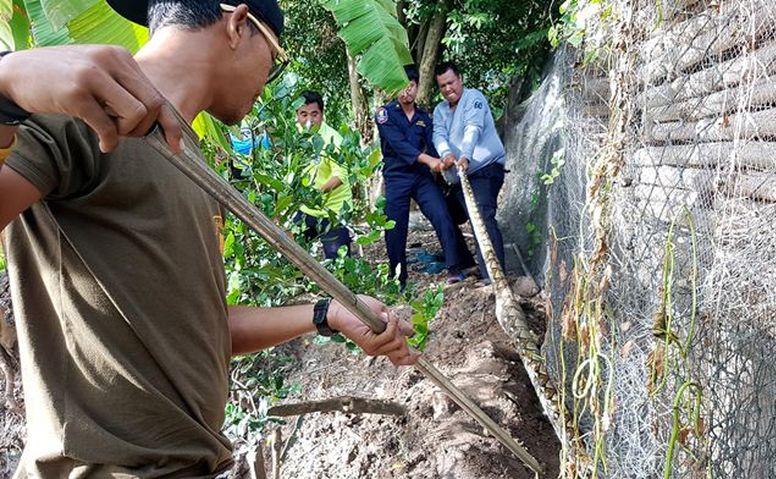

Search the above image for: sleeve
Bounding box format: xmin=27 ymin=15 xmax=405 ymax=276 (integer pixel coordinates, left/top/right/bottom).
xmin=327 ymin=156 xmax=348 ymax=184
xmin=432 ymin=106 xmax=453 ymax=158
xmin=4 ymin=114 xmax=101 ymax=200
xmin=376 ymin=108 xmax=421 ymax=165
xmin=460 ymin=92 xmax=487 ymax=160
xmin=321 ymin=127 xmax=347 ymax=183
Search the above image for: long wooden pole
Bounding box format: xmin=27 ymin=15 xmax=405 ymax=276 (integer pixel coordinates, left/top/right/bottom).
xmin=146 ymin=131 xmax=543 ymax=477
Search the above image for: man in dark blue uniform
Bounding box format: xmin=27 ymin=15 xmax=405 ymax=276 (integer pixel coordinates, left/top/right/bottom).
xmin=376 ymin=65 xmax=474 ymax=288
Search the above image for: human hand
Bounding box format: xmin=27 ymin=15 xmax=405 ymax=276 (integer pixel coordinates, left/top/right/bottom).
xmin=328 ymin=295 xmax=420 ymax=366
xmin=442 ymin=153 xmax=456 ymax=170
xmin=430 ymin=158 xmax=446 ymax=173
xmin=457 ymin=157 xmax=470 ymax=172
xmin=0 ymin=46 xmax=182 ymax=153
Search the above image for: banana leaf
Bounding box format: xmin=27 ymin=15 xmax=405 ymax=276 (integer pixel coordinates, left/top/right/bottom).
xmin=22 ymin=0 xmax=146 ymax=51
xmin=40 ymin=0 xmax=97 ymax=30
xmin=8 ymin=0 xmax=31 ymax=50
xmin=0 ymin=0 xmax=12 ymax=48
xmin=323 ymin=0 xmax=412 ymax=95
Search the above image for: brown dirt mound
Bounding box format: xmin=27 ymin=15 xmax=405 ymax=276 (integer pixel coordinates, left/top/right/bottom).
xmin=239 ymin=267 xmax=561 ymax=478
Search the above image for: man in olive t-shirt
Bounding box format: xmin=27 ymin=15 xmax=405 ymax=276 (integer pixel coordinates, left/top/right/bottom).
xmin=0 ymin=1 xmax=418 ymax=477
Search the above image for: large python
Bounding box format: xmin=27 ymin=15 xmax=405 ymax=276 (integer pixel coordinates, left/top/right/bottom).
xmin=458 ymin=166 xmax=590 ymax=475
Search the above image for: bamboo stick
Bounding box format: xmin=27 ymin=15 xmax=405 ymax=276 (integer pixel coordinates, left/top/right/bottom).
xmin=146 ymin=130 xmax=544 ymax=477
xmin=268 ymin=397 xmax=406 ymax=417
xmin=271 ymin=428 xmax=282 ymax=479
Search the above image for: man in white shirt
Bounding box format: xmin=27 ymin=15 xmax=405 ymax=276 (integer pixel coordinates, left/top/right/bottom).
xmin=433 ymin=61 xmax=507 ymax=283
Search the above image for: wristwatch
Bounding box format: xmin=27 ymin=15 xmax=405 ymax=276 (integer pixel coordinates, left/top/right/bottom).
xmin=313 ymin=298 xmax=339 ymax=337
xmin=0 ymin=51 xmax=32 ymax=126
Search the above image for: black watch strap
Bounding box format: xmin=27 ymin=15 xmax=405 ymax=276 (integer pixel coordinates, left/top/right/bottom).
xmin=313 ymin=298 xmax=339 ymax=337
xmin=0 ymin=51 xmax=32 ymax=126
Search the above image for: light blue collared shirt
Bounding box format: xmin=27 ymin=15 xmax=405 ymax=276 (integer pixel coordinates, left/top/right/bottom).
xmin=433 ymin=88 xmax=505 ymax=183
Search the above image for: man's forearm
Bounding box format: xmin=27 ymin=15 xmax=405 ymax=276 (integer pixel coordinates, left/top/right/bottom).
xmin=417 ymin=153 xmax=437 ymax=167
xmin=0 ymin=126 xmax=17 ymax=149
xmin=320 ymin=176 xmax=343 ymax=193
xmin=229 ymin=304 xmax=316 ymax=355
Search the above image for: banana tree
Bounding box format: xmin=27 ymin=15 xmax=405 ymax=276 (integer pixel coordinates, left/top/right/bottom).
xmin=322 ymin=0 xmax=412 ymax=95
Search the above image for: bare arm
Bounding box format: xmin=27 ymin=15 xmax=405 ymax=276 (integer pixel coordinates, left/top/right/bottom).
xmin=229 ymin=303 xmax=317 ymax=354
xmin=319 ymin=176 xmax=343 ymax=193
xmin=0 ymin=125 xmax=15 ymax=149
xmin=417 ymin=153 xmax=445 ymax=172
xmin=1 ymin=43 xmax=188 ymax=228
xmin=229 ymin=295 xmax=419 ymax=366
xmin=0 ymin=159 xmax=43 ymax=232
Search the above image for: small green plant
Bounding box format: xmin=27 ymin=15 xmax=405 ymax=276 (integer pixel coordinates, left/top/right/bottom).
xmin=408 ymin=286 xmax=444 ymax=351
xmin=547 ymin=0 xmax=614 ymax=65
xmin=525 ymin=222 xmax=543 ymax=257
xmin=226 ymin=348 xmax=301 ymax=437
xmin=540 ymin=148 xmax=566 ymax=186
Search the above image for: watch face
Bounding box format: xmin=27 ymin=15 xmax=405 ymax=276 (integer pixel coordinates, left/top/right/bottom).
xmin=314 ymin=299 xmax=335 ymax=336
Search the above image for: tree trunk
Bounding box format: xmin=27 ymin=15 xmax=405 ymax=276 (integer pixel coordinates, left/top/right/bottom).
xmin=417 ymin=2 xmax=450 ymax=108
xmin=414 ymin=20 xmax=429 ymax=64
xmin=346 ymin=47 xmax=371 ymax=141
xmin=396 ymin=0 xmax=406 ymax=27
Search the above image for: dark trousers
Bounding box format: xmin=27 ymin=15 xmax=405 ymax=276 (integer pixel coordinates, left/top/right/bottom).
xmin=450 ymin=162 xmax=506 ymax=281
xmin=385 ymin=172 xmax=474 ymax=285
xmin=294 ymin=213 xmax=351 ymax=260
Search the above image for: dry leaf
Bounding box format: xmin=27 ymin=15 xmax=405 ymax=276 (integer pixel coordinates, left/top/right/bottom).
xmin=620 ymin=340 xmax=635 ymax=358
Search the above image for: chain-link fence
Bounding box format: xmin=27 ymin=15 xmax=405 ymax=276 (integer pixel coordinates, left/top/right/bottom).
xmin=501 ymin=0 xmax=776 ymax=476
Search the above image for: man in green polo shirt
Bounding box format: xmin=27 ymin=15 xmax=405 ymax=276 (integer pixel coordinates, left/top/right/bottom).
xmin=294 ymin=90 xmax=353 ymax=259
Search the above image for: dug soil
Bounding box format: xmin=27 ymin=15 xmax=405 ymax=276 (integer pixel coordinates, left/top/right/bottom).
xmin=231 ymin=226 xmax=561 ymax=478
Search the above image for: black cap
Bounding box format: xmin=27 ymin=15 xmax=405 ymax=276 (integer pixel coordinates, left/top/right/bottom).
xmin=107 ymin=0 xmax=284 ymax=38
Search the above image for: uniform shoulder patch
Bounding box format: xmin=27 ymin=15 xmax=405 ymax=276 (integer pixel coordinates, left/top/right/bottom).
xmin=376 ymin=107 xmax=389 ymax=124
xmin=473 ymin=100 xmax=484 ymax=110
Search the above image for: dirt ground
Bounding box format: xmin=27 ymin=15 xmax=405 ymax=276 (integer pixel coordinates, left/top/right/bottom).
xmin=0 ymin=225 xmax=561 ymax=478
xmin=0 ymin=273 xmax=23 ymax=478
xmin=231 ymin=226 xmax=560 ymax=478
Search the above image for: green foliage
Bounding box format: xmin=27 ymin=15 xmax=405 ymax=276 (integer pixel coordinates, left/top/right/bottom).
xmin=548 ymin=0 xmax=615 ymax=64
xmin=541 ymin=147 xmax=566 ymax=186
xmin=215 ymin=79 xmax=451 ymax=440
xmin=0 ymin=247 xmax=5 ymax=271
xmin=279 ymin=1 xmax=353 ymax=128
xmin=218 ymin=76 xmax=396 ymax=307
xmin=403 ymin=0 xmax=554 ymax=114
xmin=18 ymin=0 xmax=147 ymax=51
xmin=0 ymin=0 xmax=14 ymax=49
xmin=525 ymin=221 xmax=543 ymax=258
xmin=213 ymin=78 xmax=385 ymax=439
xmin=323 ymin=0 xmax=412 ymax=95
xmin=225 ymin=349 xmax=301 ymax=437
xmin=408 ymin=285 xmax=443 ymax=351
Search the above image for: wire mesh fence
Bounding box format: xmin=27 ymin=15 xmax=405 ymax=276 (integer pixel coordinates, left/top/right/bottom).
xmin=504 ymin=0 xmax=776 ymax=476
